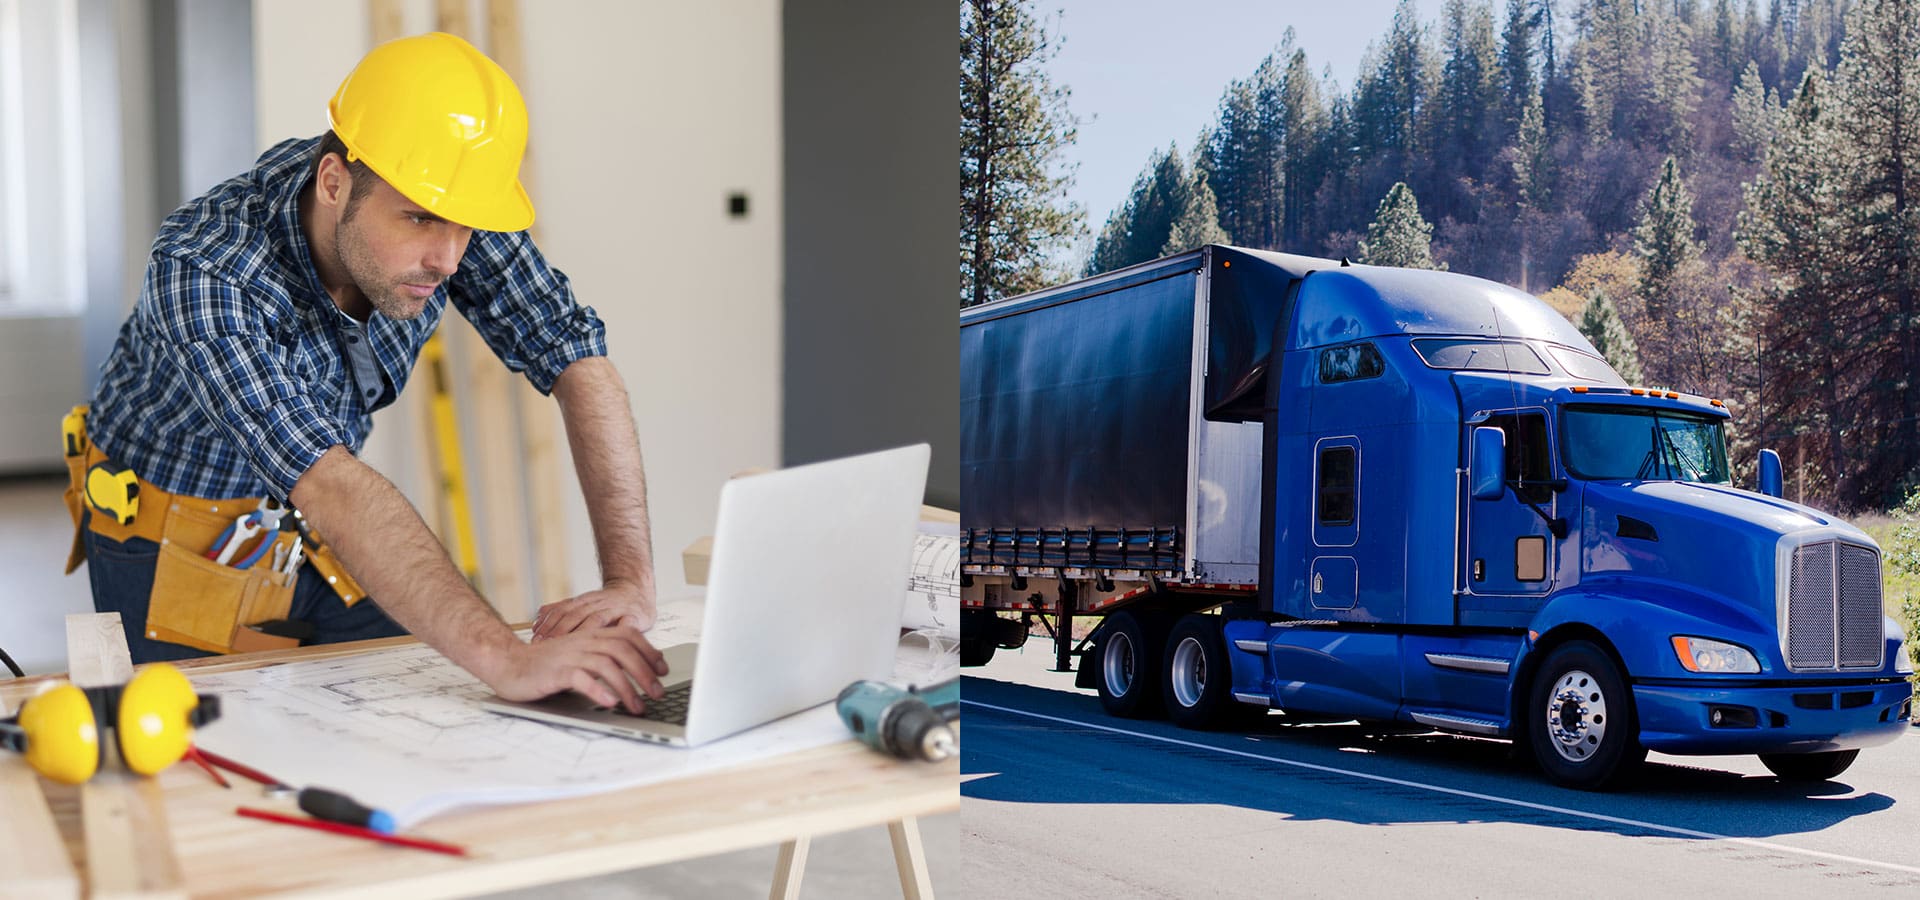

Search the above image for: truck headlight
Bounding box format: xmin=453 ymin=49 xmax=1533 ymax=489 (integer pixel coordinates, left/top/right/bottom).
xmin=1671 ymin=636 xmax=1761 ymax=674
xmin=1898 ymin=650 xmax=1915 ymax=675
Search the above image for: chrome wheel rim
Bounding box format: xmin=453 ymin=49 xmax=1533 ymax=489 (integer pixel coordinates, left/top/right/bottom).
xmin=1104 ymin=630 xmax=1136 ymax=697
xmin=1545 ymin=668 xmax=1608 ymax=763
xmin=1171 ymin=636 xmax=1207 ymax=708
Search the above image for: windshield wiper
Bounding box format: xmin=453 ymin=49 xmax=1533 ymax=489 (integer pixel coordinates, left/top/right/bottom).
xmin=1655 ymin=418 xmax=1704 ymax=481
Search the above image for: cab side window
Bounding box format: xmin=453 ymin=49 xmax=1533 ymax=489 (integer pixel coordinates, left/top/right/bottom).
xmin=1319 ymin=343 xmax=1384 ymax=384
xmin=1318 ymin=446 xmax=1356 ymax=525
xmin=1486 ymin=412 xmax=1552 ymax=504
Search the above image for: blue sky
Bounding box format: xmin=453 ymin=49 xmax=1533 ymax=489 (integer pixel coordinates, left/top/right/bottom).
xmin=1040 ymin=0 xmax=1442 ymax=264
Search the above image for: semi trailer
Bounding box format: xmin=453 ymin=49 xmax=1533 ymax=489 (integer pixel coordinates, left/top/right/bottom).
xmin=959 ymin=245 xmax=1912 ymax=788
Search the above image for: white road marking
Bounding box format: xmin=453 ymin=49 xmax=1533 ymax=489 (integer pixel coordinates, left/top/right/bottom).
xmin=963 ymin=699 xmax=1920 ymax=877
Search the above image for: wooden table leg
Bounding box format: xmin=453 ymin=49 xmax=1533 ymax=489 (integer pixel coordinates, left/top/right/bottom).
xmin=769 ymin=835 xmax=811 ymax=900
xmin=888 ymin=817 xmax=934 ymax=900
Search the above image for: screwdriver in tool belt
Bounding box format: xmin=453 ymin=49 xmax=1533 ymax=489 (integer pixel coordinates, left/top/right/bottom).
xmin=298 ymin=787 xmax=396 ymax=834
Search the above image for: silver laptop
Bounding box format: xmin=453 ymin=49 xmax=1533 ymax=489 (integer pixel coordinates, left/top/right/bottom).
xmin=479 ymin=444 xmax=930 ymax=746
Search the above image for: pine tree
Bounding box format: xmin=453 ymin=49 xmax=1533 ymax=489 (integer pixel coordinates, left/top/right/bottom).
xmin=1278 ymin=48 xmax=1327 ymax=248
xmin=960 ymin=0 xmax=1085 ymax=307
xmin=1737 ymin=70 xmax=1853 ymax=502
xmin=1354 ymin=1 xmax=1439 ymax=163
xmin=1576 ymin=288 xmax=1647 ymax=383
xmin=1164 ymin=169 xmax=1231 ymax=255
xmin=1202 ymin=49 xmax=1288 ymax=252
xmin=1730 ymin=61 xmax=1780 ymax=163
xmin=1439 ymin=0 xmax=1504 ymax=198
xmin=1633 ymin=156 xmax=1702 ymax=321
xmin=1358 ymin=182 xmax=1445 ymax=269
xmin=1824 ymin=0 xmax=1920 ymax=501
xmin=1500 ymin=0 xmax=1538 ymax=134
xmin=1086 ymin=145 xmax=1189 ymax=275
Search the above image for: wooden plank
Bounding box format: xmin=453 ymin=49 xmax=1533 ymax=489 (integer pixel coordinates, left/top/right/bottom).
xmin=487 ymin=0 xmax=574 ymax=611
xmin=429 ymin=0 xmax=538 ymax=621
xmin=81 ymin=776 xmax=185 ymax=900
xmin=0 ymin=761 xmax=81 ymax=899
xmin=367 ymin=0 xmax=403 ymax=47
xmin=64 ymin=612 xmax=132 ymax=687
xmin=768 ymin=836 xmax=809 ymax=900
xmin=433 ymin=0 xmax=471 ymax=38
xmin=888 ymin=818 xmax=936 ymax=900
xmin=66 ymin=613 xmax=185 ymax=899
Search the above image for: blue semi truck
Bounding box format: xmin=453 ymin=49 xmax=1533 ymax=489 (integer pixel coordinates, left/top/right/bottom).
xmin=959 ymin=245 xmax=1913 ymax=788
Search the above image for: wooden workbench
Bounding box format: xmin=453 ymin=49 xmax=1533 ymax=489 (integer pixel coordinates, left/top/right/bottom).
xmin=0 ymin=623 xmax=958 ymax=899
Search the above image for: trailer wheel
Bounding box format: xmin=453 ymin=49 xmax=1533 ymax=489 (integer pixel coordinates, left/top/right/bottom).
xmin=1527 ymin=641 xmax=1645 ymax=790
xmin=960 ymin=637 xmax=996 ymax=667
xmin=1759 ymin=749 xmax=1859 ymax=782
xmin=1096 ymin=611 xmax=1165 ymax=719
xmin=1163 ymin=615 xmax=1263 ymax=730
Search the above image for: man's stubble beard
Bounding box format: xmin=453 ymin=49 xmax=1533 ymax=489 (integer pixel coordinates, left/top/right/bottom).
xmin=336 ymin=215 xmax=433 ymax=321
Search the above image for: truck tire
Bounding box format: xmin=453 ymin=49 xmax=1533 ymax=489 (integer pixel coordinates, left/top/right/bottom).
xmin=1527 ymin=641 xmax=1645 ymax=790
xmin=1096 ymin=610 xmax=1165 ymax=719
xmin=1759 ymin=749 xmax=1859 ymax=782
xmin=1162 ymin=615 xmax=1264 ymax=730
xmin=960 ymin=637 xmax=996 ymax=667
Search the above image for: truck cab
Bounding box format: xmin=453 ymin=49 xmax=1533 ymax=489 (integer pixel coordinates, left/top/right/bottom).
xmin=960 ymin=245 xmax=1912 ymax=789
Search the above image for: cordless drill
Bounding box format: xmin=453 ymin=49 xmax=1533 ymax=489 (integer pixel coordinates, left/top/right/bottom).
xmin=835 ymin=678 xmax=959 ymax=762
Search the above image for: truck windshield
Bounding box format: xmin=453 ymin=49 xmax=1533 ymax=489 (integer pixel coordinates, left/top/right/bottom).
xmin=1562 ymin=406 xmax=1730 ymax=484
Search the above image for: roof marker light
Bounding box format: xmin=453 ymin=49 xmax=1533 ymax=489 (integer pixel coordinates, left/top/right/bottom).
xmin=1665 ymin=391 xmax=1680 ymax=399
xmin=1572 ymin=386 xmax=1590 ymax=393
xmin=1630 ymin=388 xmax=1647 ymax=396
xmin=1711 ymin=399 xmax=1725 ymax=407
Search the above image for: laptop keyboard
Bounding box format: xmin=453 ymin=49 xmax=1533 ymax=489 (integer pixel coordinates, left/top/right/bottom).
xmin=617 ymin=682 xmax=692 ymax=725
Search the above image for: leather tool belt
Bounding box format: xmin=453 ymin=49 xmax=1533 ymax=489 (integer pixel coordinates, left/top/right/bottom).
xmin=61 ymin=405 xmax=368 ymax=654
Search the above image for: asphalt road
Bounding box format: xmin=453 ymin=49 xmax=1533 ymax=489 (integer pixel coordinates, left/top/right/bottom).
xmin=960 ymin=645 xmax=1920 ymax=898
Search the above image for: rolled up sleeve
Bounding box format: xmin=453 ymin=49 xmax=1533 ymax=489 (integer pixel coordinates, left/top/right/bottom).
xmin=446 ymin=229 xmax=609 ymax=395
xmin=148 ymin=259 xmax=354 ymax=501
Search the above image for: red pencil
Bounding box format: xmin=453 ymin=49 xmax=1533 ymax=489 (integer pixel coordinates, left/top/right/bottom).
xmin=235 ymin=806 xmax=468 ymax=857
xmin=195 ymin=748 xmax=284 ymax=788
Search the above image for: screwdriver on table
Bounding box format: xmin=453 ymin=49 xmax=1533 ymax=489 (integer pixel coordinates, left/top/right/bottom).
xmin=298 ymin=787 xmax=396 ymax=835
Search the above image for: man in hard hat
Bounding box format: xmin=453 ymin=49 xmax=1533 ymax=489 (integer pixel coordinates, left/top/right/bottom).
xmin=66 ymin=33 xmax=666 ymax=713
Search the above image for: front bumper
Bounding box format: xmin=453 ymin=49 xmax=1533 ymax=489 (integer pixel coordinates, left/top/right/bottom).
xmin=1634 ymin=678 xmax=1913 ymax=755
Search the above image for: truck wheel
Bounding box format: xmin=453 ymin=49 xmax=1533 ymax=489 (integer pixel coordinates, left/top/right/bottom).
xmin=1163 ymin=615 xmax=1263 ymax=730
xmin=1759 ymin=749 xmax=1859 ymax=782
xmin=960 ymin=637 xmax=996 ymax=667
xmin=1096 ymin=610 xmax=1164 ymax=719
xmin=1527 ymin=641 xmax=1645 ymax=790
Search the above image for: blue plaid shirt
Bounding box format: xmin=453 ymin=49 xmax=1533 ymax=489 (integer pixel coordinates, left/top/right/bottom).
xmin=90 ymin=136 xmax=607 ymax=502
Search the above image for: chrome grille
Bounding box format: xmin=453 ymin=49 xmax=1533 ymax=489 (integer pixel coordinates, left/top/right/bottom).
xmin=1837 ymin=544 xmax=1884 ymax=668
xmin=1785 ymin=540 xmax=1884 ymax=671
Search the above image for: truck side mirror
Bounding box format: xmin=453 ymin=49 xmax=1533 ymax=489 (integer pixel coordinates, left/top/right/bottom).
xmin=1757 ymin=448 xmax=1783 ymax=498
xmin=1471 ymin=426 xmax=1506 ymax=500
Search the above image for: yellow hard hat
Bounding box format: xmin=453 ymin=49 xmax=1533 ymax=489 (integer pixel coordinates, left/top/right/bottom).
xmin=327 ymin=32 xmax=534 ymax=232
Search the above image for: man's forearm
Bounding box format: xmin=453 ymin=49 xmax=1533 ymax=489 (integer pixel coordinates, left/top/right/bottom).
xmin=290 ymin=445 xmax=517 ymax=680
xmin=552 ymin=355 xmax=655 ymax=600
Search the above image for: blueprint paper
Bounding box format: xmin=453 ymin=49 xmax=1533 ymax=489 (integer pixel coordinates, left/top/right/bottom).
xmin=189 ymin=597 xmax=933 ymax=827
xmin=902 ymin=522 xmax=960 ymax=638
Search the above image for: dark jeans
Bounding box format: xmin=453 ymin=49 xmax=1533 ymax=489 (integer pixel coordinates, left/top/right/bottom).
xmin=81 ymin=513 xmax=408 ymax=664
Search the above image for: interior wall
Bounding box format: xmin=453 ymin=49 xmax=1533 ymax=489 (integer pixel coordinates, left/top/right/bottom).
xmin=782 ymin=0 xmax=957 ymax=509
xmin=251 ymin=0 xmax=782 ymax=604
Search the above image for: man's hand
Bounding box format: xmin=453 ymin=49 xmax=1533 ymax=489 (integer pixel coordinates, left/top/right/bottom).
xmin=531 ymin=578 xmax=656 ymax=641
xmin=486 ymin=624 xmax=669 ymax=713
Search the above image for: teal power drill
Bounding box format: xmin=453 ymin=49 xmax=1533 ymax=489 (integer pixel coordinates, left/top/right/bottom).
xmin=835 ymin=678 xmax=959 ymax=762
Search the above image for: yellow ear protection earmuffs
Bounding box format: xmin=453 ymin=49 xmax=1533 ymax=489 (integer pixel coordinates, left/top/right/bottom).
xmin=0 ymin=663 xmax=221 ymax=785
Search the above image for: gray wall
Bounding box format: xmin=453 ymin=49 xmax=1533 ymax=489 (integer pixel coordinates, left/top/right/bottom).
xmin=782 ymin=1 xmax=957 ymax=509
